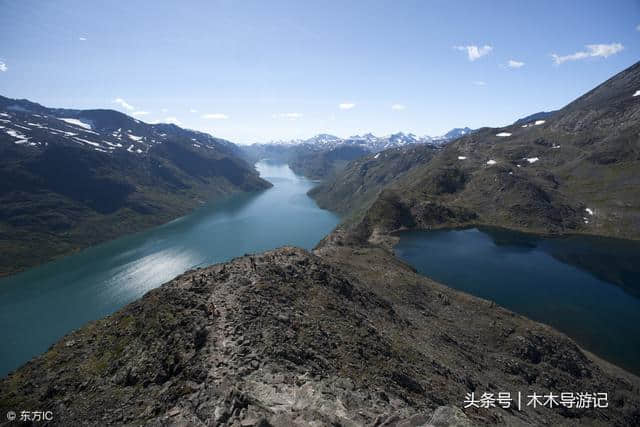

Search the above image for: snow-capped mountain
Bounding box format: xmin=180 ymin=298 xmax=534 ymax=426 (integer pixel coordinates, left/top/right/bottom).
xmin=304 ymin=133 xmax=343 ymax=146
xmin=344 ymin=132 xmax=422 ymax=151
xmin=441 ymin=127 xmax=474 ymax=140
xmin=0 ymin=95 xmax=239 ymax=158
xmin=242 ymin=129 xmax=475 ymax=180
xmin=256 ymin=128 xmax=474 ymax=153
xmin=0 ymin=94 xmax=270 ymax=274
xmin=261 ymin=133 xmax=343 ymax=147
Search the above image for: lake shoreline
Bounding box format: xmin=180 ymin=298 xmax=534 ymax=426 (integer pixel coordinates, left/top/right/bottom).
xmin=0 ymin=161 xmax=339 ymax=378
xmin=386 ymin=222 xmax=640 ymax=247
xmin=393 ymin=227 xmax=640 ymax=376
xmin=0 ymin=188 xmax=274 ymax=280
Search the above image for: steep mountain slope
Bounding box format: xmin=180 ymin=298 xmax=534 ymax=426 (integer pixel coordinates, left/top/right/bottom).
xmin=288 ymin=144 xmax=371 ymax=180
xmin=309 ymin=144 xmax=442 ymax=220
xmin=311 ymin=61 xmax=640 ymax=242
xmin=0 ymin=96 xmax=270 ymax=276
xmin=512 ymin=111 xmax=557 ymax=126
xmin=1 ymin=246 xmax=637 ymax=426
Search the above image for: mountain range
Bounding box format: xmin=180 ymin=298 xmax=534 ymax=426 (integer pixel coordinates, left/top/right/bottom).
xmin=0 ymin=95 xmax=270 ymax=276
xmin=258 ymin=128 xmax=475 ymax=151
xmin=310 ymin=62 xmax=640 ymax=243
xmin=1 ymin=62 xmax=640 ymax=427
xmin=241 ymin=128 xmax=476 ymax=180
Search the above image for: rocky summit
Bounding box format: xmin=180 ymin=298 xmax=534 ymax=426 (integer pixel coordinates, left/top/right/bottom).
xmin=1 ymin=245 xmax=638 ymax=426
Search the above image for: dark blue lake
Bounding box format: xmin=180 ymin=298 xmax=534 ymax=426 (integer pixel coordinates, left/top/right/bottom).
xmin=0 ymin=161 xmax=339 ymax=378
xmin=394 ymin=227 xmax=640 ymax=375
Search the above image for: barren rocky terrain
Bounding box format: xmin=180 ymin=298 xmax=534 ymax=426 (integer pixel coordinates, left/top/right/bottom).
xmin=1 ymin=244 xmax=638 ymax=426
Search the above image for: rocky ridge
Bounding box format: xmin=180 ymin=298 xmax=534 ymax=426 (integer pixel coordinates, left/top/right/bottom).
xmin=1 ymin=246 xmax=638 ymax=426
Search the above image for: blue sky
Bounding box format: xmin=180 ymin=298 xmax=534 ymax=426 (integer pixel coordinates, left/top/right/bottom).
xmin=0 ymin=0 xmax=638 ymax=143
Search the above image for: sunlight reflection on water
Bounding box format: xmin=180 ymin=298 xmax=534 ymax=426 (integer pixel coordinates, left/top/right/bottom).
xmin=0 ymin=161 xmax=339 ymax=377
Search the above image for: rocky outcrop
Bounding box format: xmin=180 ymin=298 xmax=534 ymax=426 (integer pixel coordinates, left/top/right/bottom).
xmin=2 ymin=246 xmax=638 ymax=425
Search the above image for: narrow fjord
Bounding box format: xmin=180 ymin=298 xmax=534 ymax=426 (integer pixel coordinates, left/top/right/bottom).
xmin=0 ymin=161 xmax=338 ymax=377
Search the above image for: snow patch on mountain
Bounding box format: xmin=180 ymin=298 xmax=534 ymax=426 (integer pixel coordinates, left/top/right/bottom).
xmin=73 ymin=137 xmax=102 ymax=148
xmin=257 ymin=128 xmax=474 ymax=152
xmin=59 ymin=118 xmax=93 ymax=130
xmin=6 ymin=129 xmax=29 ymax=144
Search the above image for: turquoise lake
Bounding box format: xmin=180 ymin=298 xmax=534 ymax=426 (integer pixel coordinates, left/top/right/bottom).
xmin=0 ymin=161 xmax=339 ymax=377
xmin=394 ymin=227 xmax=640 ymax=375
xmin=3 ymin=165 xmax=639 ymax=380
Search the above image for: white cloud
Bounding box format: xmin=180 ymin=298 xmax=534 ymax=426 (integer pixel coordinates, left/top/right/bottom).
xmin=113 ymin=98 xmax=134 ymax=111
xmin=164 ymin=116 xmax=182 ymax=125
xmin=272 ymin=112 xmax=303 ymax=119
xmin=161 ymin=108 xmax=169 ymax=113
xmin=189 ymin=108 xmax=198 ymax=113
xmin=391 ymin=104 xmax=406 ymax=111
xmin=0 ymin=61 xmax=6 ymax=72
xmin=79 ymin=37 xmax=87 ymax=41
xmin=507 ymin=59 xmax=525 ymax=69
xmin=339 ymin=103 xmax=355 ymax=110
xmin=454 ymin=45 xmax=493 ymax=61
xmin=551 ymin=43 xmax=624 ymax=65
xmin=132 ymin=111 xmax=150 ymax=117
xmin=202 ymin=113 xmax=229 ymax=120
xmin=473 ymin=81 xmax=487 ymax=86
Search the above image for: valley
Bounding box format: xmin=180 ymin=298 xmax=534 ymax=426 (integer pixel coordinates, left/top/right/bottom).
xmin=1 ymin=54 xmax=639 ymax=427
xmin=0 ymin=96 xmax=270 ymax=277
xmin=241 ymin=129 xmax=474 ymax=180
xmin=0 ymin=161 xmax=338 ymax=378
